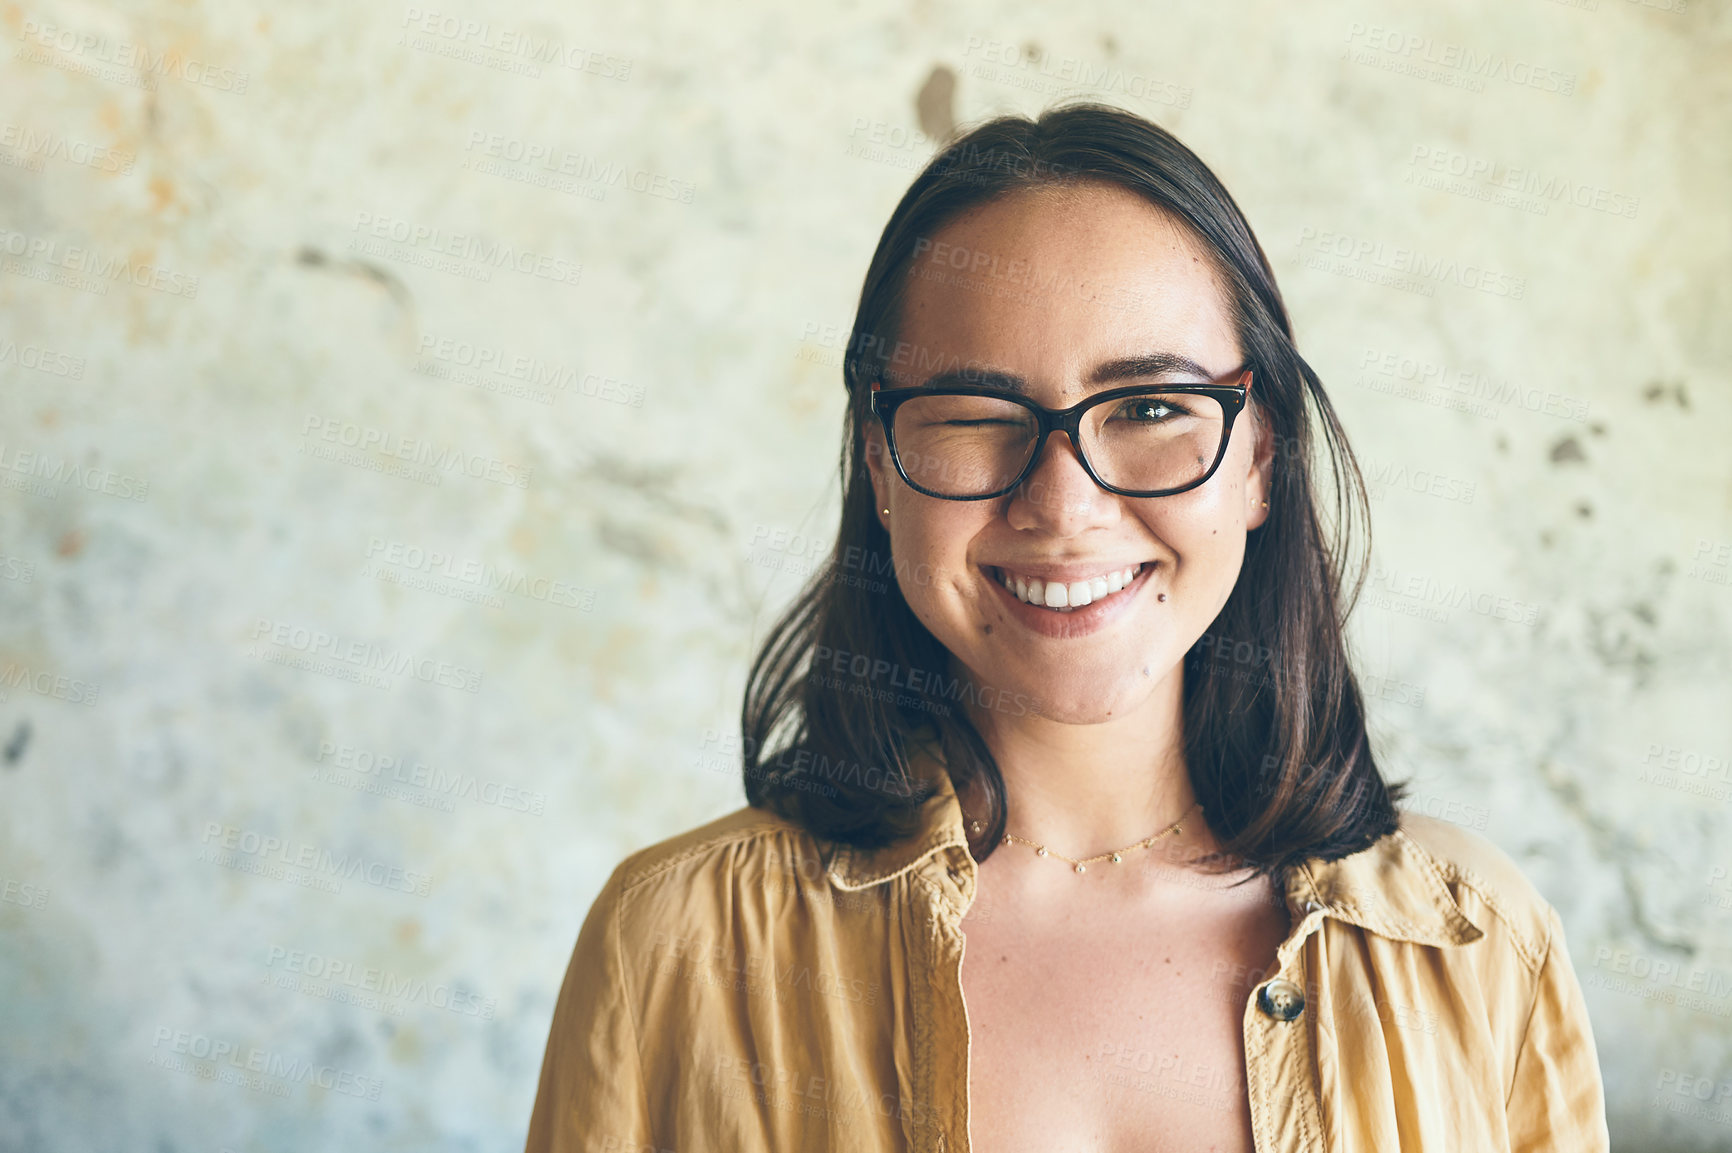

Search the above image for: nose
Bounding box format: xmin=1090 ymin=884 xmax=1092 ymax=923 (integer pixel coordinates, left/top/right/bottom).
xmin=1005 ymin=430 xmax=1120 ymax=532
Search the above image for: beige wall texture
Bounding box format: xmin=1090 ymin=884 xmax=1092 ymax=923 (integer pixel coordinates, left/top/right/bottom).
xmin=1 ymin=0 xmax=1728 ymax=1148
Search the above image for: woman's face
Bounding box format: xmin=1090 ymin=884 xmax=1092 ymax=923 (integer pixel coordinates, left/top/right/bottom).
xmin=863 ymin=180 xmax=1273 ymax=725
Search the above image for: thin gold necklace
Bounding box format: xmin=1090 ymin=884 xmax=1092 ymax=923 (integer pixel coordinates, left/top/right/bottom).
xmin=968 ymin=800 xmax=1202 ymax=874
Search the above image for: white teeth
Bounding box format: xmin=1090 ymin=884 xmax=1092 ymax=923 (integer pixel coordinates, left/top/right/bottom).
xmin=994 ymin=564 xmax=1143 ymax=611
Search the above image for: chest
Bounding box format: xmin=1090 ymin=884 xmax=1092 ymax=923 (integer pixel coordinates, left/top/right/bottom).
xmin=957 ymin=876 xmax=1291 ymax=1153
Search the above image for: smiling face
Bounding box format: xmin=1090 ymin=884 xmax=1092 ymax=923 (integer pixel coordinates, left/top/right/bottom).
xmin=863 ymin=180 xmax=1273 ymax=726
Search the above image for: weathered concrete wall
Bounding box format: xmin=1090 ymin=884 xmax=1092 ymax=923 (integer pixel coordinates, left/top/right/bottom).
xmin=0 ymin=0 xmax=1727 ymax=1148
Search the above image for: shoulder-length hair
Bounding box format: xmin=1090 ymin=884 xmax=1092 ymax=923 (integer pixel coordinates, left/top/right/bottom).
xmin=740 ymin=101 xmax=1407 ymax=880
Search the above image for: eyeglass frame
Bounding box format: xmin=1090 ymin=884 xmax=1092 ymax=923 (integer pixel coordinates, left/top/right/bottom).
xmin=867 ymin=366 xmax=1254 ymax=501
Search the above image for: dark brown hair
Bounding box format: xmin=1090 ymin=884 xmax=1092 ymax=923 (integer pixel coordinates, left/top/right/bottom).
xmin=740 ymin=102 xmax=1407 ymax=881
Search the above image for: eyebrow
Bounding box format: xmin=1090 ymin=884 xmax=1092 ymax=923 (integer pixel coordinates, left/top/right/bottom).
xmin=903 ymin=352 xmax=1219 ymax=393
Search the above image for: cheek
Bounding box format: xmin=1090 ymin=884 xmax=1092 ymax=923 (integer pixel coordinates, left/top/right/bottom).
xmin=1138 ymin=499 xmax=1250 ymax=610
xmin=1149 ymin=487 xmax=1245 ymax=550
xmin=895 ymin=511 xmax=982 ymax=600
xmin=1164 ymin=431 xmax=1258 ymax=534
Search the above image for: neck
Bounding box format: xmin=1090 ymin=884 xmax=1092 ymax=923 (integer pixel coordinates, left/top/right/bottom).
xmin=957 ymin=661 xmax=1227 ymax=885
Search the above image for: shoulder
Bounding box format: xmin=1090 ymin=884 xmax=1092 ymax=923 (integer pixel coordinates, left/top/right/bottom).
xmin=612 ymin=802 xmax=823 ymax=886
xmin=1393 ymin=810 xmax=1558 ymax=970
xmin=1386 ymin=812 xmax=1610 ymax=1144
xmin=589 ymin=803 xmax=836 ymax=934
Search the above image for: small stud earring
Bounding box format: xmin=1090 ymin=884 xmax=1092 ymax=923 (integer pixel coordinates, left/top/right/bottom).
xmin=882 ymin=508 xmax=890 ymax=516
xmin=1260 ymin=500 xmax=1269 ymax=508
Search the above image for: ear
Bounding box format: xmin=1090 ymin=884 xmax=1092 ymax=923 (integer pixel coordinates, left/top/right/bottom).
xmin=862 ymin=383 xmax=892 ymax=530
xmin=1244 ymin=395 xmax=1275 ymax=531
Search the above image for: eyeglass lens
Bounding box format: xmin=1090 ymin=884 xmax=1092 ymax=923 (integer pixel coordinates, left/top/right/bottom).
xmin=890 ymin=390 xmax=1227 ymax=497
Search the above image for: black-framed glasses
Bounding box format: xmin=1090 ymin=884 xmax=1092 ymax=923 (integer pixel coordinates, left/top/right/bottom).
xmin=868 ymin=367 xmax=1252 ymax=500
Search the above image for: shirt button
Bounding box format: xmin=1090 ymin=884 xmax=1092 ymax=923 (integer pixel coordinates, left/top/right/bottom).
xmin=1257 ymin=978 xmax=1306 ymax=1022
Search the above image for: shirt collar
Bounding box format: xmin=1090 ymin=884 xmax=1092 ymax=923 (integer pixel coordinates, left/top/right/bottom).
xmin=1284 ymin=820 xmax=1484 ymax=948
xmin=827 ymin=735 xmax=973 ymax=892
xmin=825 ymin=738 xmax=1484 ymax=948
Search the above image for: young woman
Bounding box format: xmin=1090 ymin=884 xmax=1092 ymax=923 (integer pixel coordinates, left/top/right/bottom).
xmin=526 ymin=103 xmax=1611 ymax=1152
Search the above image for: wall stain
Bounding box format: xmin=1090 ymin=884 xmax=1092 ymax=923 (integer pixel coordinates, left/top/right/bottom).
xmin=915 ymin=65 xmax=957 ymax=143
xmin=3 ymin=720 xmax=29 ymax=767
xmin=1640 ymin=379 xmax=1689 ymax=408
xmin=295 ymin=245 xmax=412 ymax=311
xmin=1537 ymin=758 xmax=1693 ymax=956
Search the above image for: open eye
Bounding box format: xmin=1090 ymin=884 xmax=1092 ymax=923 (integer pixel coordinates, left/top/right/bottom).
xmin=1113 ymin=395 xmax=1193 ymax=424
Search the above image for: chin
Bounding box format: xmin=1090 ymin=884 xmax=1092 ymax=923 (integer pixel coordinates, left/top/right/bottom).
xmin=980 ymin=674 xmax=1146 ymax=726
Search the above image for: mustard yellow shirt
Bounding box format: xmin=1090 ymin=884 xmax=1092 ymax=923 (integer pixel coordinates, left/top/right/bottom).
xmin=525 ymin=752 xmax=1611 ymax=1151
